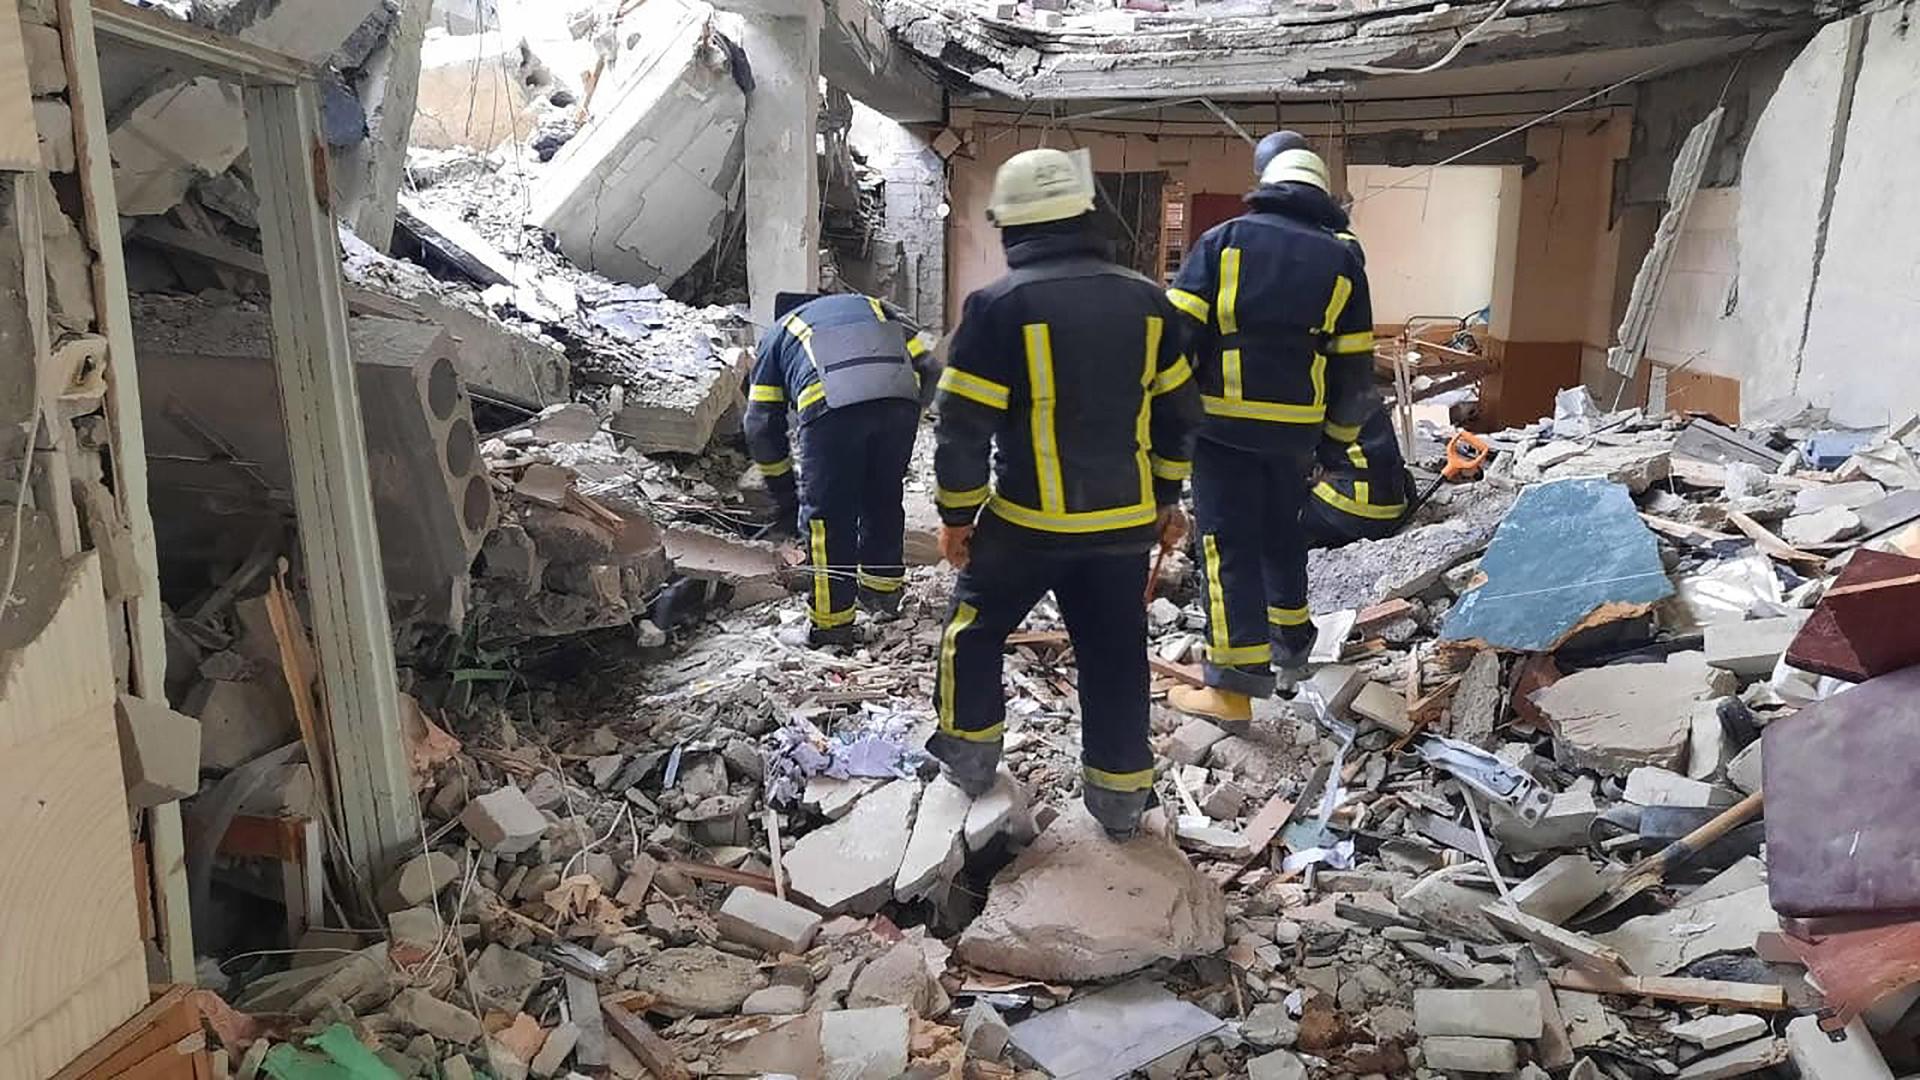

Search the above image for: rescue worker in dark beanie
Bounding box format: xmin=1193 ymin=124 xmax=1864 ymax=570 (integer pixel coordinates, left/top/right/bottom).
xmin=744 ymin=290 xmax=934 ymax=646
xmin=927 ymin=147 xmax=1202 ymax=839
xmin=1164 ymin=139 xmax=1378 ymax=723
xmin=1302 ymin=405 xmax=1410 ymax=549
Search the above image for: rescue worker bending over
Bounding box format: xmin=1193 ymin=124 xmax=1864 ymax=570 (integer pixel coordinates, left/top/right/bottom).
xmin=744 ymin=291 xmax=933 ymax=646
xmin=1164 ymin=141 xmax=1376 ymax=723
xmin=928 ymin=147 xmax=1202 ymax=840
xmin=1303 ymin=406 xmax=1410 ymax=549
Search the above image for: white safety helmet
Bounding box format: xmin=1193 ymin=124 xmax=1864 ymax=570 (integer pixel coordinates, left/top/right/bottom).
xmin=1258 ymin=146 xmax=1332 ymax=192
xmin=986 ymin=147 xmax=1096 ymax=227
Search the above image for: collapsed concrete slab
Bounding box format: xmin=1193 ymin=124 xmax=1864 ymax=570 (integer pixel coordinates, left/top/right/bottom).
xmin=956 ymin=807 xmax=1226 ymax=980
xmin=134 ymin=294 xmax=494 ymax=633
xmin=785 ymin=779 xmax=920 ymax=915
xmin=532 ymin=0 xmax=745 ymax=290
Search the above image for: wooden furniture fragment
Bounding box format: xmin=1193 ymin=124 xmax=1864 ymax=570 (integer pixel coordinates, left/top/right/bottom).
xmin=0 ymin=557 xmax=149 ymax=1078
xmin=50 ymin=986 xmax=211 ymax=1080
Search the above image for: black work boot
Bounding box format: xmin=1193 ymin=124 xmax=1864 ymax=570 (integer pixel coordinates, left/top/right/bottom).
xmin=808 ymin=623 xmax=859 ymax=648
xmin=1273 ymin=625 xmax=1319 ymax=695
xmin=926 ymin=731 xmax=1002 ymax=796
xmin=1084 ymin=785 xmax=1153 ymax=841
xmin=857 ymin=585 xmax=905 ymax=618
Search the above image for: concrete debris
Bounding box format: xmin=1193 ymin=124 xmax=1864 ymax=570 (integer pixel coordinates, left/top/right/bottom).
xmin=785 ymin=779 xmax=921 ymax=915
xmin=114 ymin=694 xmax=202 ymax=808
xmin=1513 ymin=441 xmax=1672 ymax=494
xmin=461 ymin=786 xmax=549 ymax=854
xmin=717 ymin=886 xmax=821 ymax=956
xmin=1669 ymin=1012 xmax=1769 ymax=1050
xmin=632 ymin=945 xmax=767 ymax=1016
xmin=1421 ymin=1034 xmax=1521 ymax=1073
xmin=957 ymin=807 xmax=1225 ymax=980
xmin=1505 ymin=854 xmax=1607 ymax=925
xmin=894 ymin=776 xmax=971 ymax=901
xmin=1781 ymin=504 xmax=1862 ymax=545
xmin=1532 ymin=652 xmax=1724 ymax=776
xmin=1413 ymin=989 xmax=1544 ymax=1039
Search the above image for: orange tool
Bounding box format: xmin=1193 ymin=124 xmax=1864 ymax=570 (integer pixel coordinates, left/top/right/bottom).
xmin=1403 ymin=430 xmax=1492 ymax=523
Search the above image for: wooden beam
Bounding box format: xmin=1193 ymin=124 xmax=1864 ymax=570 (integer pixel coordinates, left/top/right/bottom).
xmin=1547 ymin=969 xmax=1788 ymax=1011
xmin=57 ymin=0 xmax=195 ymax=981
xmin=242 ymin=78 xmax=418 ymax=882
xmin=601 ymin=1001 xmax=691 ymax=1080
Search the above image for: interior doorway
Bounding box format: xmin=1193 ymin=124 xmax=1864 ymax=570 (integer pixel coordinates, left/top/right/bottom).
xmin=1091 ymin=170 xmax=1167 ymax=279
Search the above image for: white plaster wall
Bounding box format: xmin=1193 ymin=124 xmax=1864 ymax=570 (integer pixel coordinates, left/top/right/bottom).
xmin=1795 ymin=10 xmax=1920 ymax=427
xmin=1645 ymin=186 xmax=1738 ymax=371
xmin=1347 ymin=164 xmax=1508 ymax=326
xmin=1714 ymin=17 xmax=1853 ymax=406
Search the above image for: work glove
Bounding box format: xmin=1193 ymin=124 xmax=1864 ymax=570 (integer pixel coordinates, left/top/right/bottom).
xmin=939 ymin=524 xmax=975 ymax=570
xmin=1155 ymin=505 xmax=1189 ymax=552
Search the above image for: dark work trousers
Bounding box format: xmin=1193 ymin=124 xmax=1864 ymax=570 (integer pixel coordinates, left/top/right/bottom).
xmin=930 ymin=522 xmax=1155 ymax=795
xmin=1300 ymin=493 xmax=1402 ymax=550
xmin=796 ymin=399 xmax=920 ymax=628
xmin=1191 ymin=435 xmax=1317 ymax=697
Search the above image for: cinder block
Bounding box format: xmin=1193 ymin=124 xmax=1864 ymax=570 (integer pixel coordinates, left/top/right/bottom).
xmin=115 ymin=694 xmax=201 ymax=808
xmin=717 ymin=886 xmax=822 ymax=955
xmin=460 ymin=786 xmax=548 ymax=854
xmin=1421 ymin=1035 xmax=1520 ymax=1073
xmin=1506 ymin=854 xmax=1608 ymax=925
xmin=1414 ymin=989 xmax=1544 ymax=1039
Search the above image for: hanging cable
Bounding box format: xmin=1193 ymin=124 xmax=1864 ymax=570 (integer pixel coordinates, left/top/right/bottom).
xmin=1324 ymin=0 xmax=1517 ymax=76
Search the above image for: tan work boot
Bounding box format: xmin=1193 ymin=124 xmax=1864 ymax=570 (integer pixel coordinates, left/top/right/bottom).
xmin=1167 ymin=685 xmax=1253 ymax=724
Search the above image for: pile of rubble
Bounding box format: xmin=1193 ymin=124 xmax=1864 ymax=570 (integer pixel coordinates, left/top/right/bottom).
xmin=183 ymin=383 xmax=1920 ymax=1080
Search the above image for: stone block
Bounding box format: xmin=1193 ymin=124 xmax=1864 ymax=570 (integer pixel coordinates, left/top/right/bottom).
xmin=461 ymin=787 xmax=548 ymax=854
xmin=529 ymin=1021 xmax=580 ymax=1078
xmin=389 ymin=987 xmax=482 ymax=1045
xmin=387 ymin=850 xmax=459 ymax=910
xmin=114 ymin=693 xmax=201 ymax=808
xmin=1705 ymin=614 xmax=1809 ymax=676
xmin=1623 ymin=766 xmax=1736 ymax=808
xmin=1421 ymin=1035 xmax=1520 ymax=1073
xmin=1245 ymin=1049 xmax=1306 ymax=1080
xmin=1303 ymin=663 xmax=1368 ymax=716
xmin=1166 ymin=716 xmax=1228 ymax=766
xmin=185 ymin=677 xmax=298 ymax=772
xmin=1352 ymin=681 xmax=1410 ymax=735
xmin=1726 ymin=739 xmax=1763 ymax=794
xmin=632 ymin=945 xmax=766 ymax=1017
xmin=716 ymin=886 xmax=821 ymax=955
xmin=742 ymin=985 xmax=808 ymax=1015
xmin=820 ymin=1006 xmax=910 ymax=1080
xmin=1678 ymin=1037 xmax=1789 ymax=1079
xmin=962 ymin=1000 xmax=1010 ymax=1060
xmin=1668 ymin=1013 xmax=1768 ymax=1051
xmin=471 ymin=944 xmax=546 ymax=1014
xmin=1786 ymin=1015 xmax=1893 ymax=1079
xmin=21 ymin=22 xmax=66 ymax=95
xmin=1506 ymin=854 xmax=1607 ymax=925
xmin=964 ymin=766 xmax=1034 ymax=851
xmin=1413 ymin=989 xmax=1544 ymax=1039
xmin=1397 ymin=866 xmax=1505 ymax=944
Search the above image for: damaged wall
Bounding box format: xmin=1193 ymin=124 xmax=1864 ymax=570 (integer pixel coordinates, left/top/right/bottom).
xmin=844 ymin=101 xmax=946 ymax=331
xmin=1653 ymin=10 xmax=1920 ymax=425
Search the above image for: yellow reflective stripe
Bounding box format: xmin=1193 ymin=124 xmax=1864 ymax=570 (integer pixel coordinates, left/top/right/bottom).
xmin=1202 ymin=395 xmax=1325 ymax=424
xmin=1085 ymin=765 xmax=1156 ymax=793
xmin=1310 ymin=353 xmax=1326 ymax=408
xmin=937 ymin=367 xmax=1011 ymax=410
xmin=936 ymin=483 xmax=991 ymax=509
xmin=1322 ymin=276 xmax=1353 ymax=332
xmin=796 ymin=382 xmax=827 ymax=409
xmin=988 ymin=496 xmax=1157 ymax=534
xmin=755 ymin=457 xmax=793 ymax=477
xmin=1211 ymin=642 xmax=1273 ymax=666
xmin=1023 ymin=324 xmax=1065 ymax=514
xmin=1314 ymin=482 xmax=1408 ymax=520
xmin=1136 ymin=318 xmax=1156 ymax=508
xmin=867 ymin=296 xmax=888 ymax=321
xmin=1198 ymin=530 xmax=1228 ymax=653
xmin=906 ymin=334 xmax=930 ymax=358
xmin=938 ymin=602 xmax=1001 ymax=741
xmin=1266 ymin=604 xmax=1311 ymax=627
xmin=784 ymin=312 xmax=813 ymax=341
xmin=809 ymin=520 xmax=835 ymax=622
xmin=1218 ymin=247 xmax=1242 ymax=334
xmin=1335 ymin=230 xmax=1358 ymax=244
xmin=1166 ymin=287 xmax=1210 ymax=323
xmin=749 ymin=384 xmax=786 ymax=403
xmin=1150 ymin=455 xmax=1192 ymax=481
xmin=813 ymin=607 xmax=856 ymax=628
xmin=1223 ymin=348 xmax=1244 ymax=400
xmin=1324 ymin=420 xmax=1361 ymax=442
xmin=1346 ymin=442 xmax=1369 ymax=469
xmin=1331 ymin=331 xmax=1374 ymax=354
xmin=1152 ymin=356 xmax=1193 ymax=395
xmin=857 ymin=570 xmax=905 ymax=592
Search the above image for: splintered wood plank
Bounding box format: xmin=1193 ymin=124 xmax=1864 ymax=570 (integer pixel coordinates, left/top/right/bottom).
xmin=1547 ymin=969 xmax=1787 ymax=1011
xmin=0 ymin=556 xmax=149 ymax=1077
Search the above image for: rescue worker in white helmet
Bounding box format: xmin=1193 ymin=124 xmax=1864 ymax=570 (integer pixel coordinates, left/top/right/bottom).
xmin=927 ymin=147 xmax=1202 ymax=839
xmin=1164 ymin=139 xmax=1378 ymax=724
xmin=744 ymin=291 xmax=936 ymax=646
